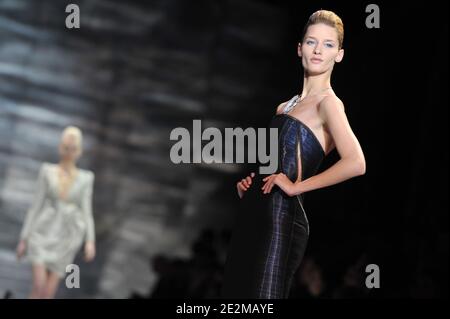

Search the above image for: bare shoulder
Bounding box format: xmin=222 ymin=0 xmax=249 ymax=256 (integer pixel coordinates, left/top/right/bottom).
xmin=319 ymin=94 xmax=345 ymax=116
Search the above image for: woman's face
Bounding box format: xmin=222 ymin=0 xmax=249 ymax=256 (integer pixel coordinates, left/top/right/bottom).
xmin=59 ymin=134 xmax=81 ymax=162
xmin=298 ymin=23 xmax=344 ymax=75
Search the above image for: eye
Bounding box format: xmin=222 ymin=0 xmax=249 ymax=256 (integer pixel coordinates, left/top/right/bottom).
xmin=325 ymin=43 xmax=334 ymax=48
xmin=306 ymin=40 xmax=315 ymax=45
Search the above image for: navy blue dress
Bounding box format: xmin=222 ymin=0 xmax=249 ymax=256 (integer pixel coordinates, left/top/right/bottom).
xmin=222 ymin=100 xmax=326 ymax=299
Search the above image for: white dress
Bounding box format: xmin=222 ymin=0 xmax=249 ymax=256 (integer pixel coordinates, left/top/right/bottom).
xmin=20 ymin=162 xmax=95 ymax=277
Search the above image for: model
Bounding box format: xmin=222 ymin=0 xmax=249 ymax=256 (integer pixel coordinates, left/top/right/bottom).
xmin=222 ymin=10 xmax=366 ymax=299
xmin=16 ymin=126 xmax=96 ymax=298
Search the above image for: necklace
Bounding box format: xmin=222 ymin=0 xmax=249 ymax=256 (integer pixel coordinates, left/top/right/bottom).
xmin=296 ymin=87 xmax=332 ymax=104
xmin=284 ymin=87 xmax=332 ymax=114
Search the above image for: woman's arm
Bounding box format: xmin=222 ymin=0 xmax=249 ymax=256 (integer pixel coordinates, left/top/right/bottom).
xmin=82 ymin=172 xmax=95 ymax=243
xmin=289 ymin=96 xmax=366 ymax=195
xmin=19 ymin=163 xmax=48 ymax=241
xmin=82 ymin=171 xmax=96 ymax=262
xmin=262 ymin=96 xmax=366 ymax=196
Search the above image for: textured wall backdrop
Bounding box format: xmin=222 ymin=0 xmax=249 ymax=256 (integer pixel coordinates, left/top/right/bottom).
xmin=0 ymin=0 xmax=298 ymax=298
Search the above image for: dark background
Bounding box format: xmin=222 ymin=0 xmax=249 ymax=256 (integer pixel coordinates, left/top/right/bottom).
xmin=0 ymin=0 xmax=447 ymax=298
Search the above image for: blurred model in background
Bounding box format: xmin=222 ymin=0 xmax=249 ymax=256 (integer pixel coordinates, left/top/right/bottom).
xmin=16 ymin=126 xmax=96 ymax=299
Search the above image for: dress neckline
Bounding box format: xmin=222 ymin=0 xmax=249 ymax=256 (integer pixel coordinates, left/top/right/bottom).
xmin=274 ymin=113 xmax=326 ymax=156
xmin=53 ymin=163 xmax=81 ymax=201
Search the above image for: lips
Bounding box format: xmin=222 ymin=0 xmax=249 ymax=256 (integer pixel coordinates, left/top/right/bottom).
xmin=310 ymin=58 xmax=323 ymax=63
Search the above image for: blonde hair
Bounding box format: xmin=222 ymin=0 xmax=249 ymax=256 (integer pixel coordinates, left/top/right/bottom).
xmin=302 ymin=10 xmax=344 ymax=49
xmin=61 ymin=126 xmax=83 ymax=150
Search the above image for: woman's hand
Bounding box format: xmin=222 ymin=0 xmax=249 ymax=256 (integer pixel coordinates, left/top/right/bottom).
xmin=236 ymin=172 xmax=255 ymax=199
xmin=16 ymin=240 xmax=26 ymax=260
xmin=84 ymin=241 xmax=96 ymax=262
xmin=261 ymin=172 xmax=295 ymax=196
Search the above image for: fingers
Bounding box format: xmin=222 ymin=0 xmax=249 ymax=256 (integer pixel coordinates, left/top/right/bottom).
xmin=261 ymin=178 xmax=269 ymax=192
xmin=237 ymin=180 xmax=248 ymax=191
xmin=237 ymin=172 xmax=255 ymax=191
xmin=262 ymin=173 xmax=275 ymax=182
xmin=261 ymin=175 xmax=273 ymax=194
xmin=245 ymin=173 xmax=255 ymax=186
xmin=262 ymin=182 xmax=271 ymax=194
xmin=261 ymin=175 xmax=272 ymax=189
xmin=237 ymin=172 xmax=281 ymax=195
xmin=266 ymin=179 xmax=275 ymax=193
xmin=242 ymin=177 xmax=250 ymax=188
xmin=262 ymin=174 xmax=279 ymax=194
